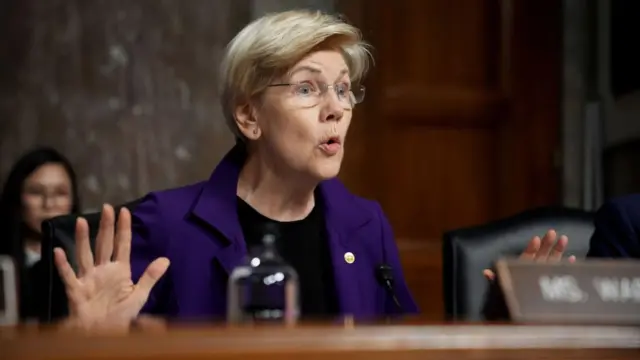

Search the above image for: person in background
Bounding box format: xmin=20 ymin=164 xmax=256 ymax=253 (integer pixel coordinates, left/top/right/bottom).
xmin=0 ymin=147 xmax=81 ymax=320
xmin=587 ymin=195 xmax=640 ymax=258
xmin=53 ymin=10 xmax=567 ymax=331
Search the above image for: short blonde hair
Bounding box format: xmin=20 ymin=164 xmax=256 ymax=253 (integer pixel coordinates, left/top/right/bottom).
xmin=220 ymin=10 xmax=372 ymax=140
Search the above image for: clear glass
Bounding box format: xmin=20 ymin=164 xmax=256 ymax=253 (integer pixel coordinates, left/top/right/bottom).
xmin=226 ymin=233 xmax=299 ymax=325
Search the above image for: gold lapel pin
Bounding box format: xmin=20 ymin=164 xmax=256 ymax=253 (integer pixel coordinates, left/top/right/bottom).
xmin=344 ymin=252 xmax=355 ymax=264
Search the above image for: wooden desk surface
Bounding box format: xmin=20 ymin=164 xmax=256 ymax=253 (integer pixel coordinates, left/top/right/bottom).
xmin=3 ymin=323 xmax=640 ymax=360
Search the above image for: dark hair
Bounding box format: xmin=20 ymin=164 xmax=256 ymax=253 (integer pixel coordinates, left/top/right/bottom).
xmin=0 ymin=147 xmax=81 ymax=262
xmin=0 ymin=147 xmax=81 ymax=320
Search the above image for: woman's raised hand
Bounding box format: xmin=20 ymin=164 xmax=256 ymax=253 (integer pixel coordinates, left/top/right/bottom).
xmin=483 ymin=229 xmax=576 ymax=281
xmin=53 ymin=204 xmax=169 ymax=331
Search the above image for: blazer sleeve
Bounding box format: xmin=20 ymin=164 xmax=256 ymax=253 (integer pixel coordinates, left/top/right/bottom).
xmin=587 ymin=199 xmax=640 ymax=258
xmin=130 ymin=193 xmax=172 ymax=315
xmin=375 ymin=203 xmax=419 ymax=315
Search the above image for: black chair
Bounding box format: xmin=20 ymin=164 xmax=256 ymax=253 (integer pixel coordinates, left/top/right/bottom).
xmin=38 ymin=199 xmax=142 ymax=322
xmin=442 ymin=207 xmax=594 ymax=321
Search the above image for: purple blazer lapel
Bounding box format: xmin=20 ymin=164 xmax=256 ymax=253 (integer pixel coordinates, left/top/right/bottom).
xmin=190 ymin=145 xmax=247 ymax=275
xmin=319 ymin=179 xmax=373 ymax=317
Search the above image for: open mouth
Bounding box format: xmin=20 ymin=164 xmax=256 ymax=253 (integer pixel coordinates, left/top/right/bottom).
xmin=322 ymin=137 xmax=341 ymax=146
xmin=319 ymin=136 xmax=342 ymax=155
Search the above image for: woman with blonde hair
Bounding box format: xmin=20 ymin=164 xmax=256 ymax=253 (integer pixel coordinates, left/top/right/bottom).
xmin=54 ymin=10 xmax=570 ymax=329
xmin=54 ymin=10 xmax=417 ymax=329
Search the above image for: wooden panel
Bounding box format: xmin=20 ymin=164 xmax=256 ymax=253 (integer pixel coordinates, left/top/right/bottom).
xmin=398 ymin=239 xmax=443 ymax=319
xmin=495 ymin=0 xmax=562 ymax=218
xmin=338 ymin=0 xmax=562 ymax=320
xmin=373 ymin=0 xmax=507 ymax=126
xmin=381 ymin=86 xmax=508 ymax=126
xmin=373 ymin=1 xmax=504 ymax=89
xmin=380 ymin=128 xmax=497 ymax=237
xmin=4 ymin=325 xmax=640 ymax=360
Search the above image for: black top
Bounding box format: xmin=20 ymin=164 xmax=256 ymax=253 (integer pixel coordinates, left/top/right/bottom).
xmin=237 ymin=195 xmax=339 ymax=318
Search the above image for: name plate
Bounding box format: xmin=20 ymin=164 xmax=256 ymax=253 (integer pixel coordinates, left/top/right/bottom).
xmin=495 ymin=259 xmax=640 ymax=324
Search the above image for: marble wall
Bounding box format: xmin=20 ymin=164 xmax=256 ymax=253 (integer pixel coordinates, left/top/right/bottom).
xmin=0 ymin=0 xmax=251 ymax=211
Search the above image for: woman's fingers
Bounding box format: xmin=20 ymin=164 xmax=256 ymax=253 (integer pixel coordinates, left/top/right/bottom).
xmin=488 ymin=232 xmax=573 ymax=281
xmin=548 ymin=235 xmax=568 ymax=261
xmin=54 ymin=247 xmax=79 ymax=289
xmin=95 ymin=204 xmax=116 ymax=265
xmin=483 ymin=269 xmax=496 ymax=282
xmin=534 ymin=229 xmax=556 ymax=261
xmin=113 ymin=208 xmax=132 ymax=264
xmin=75 ymin=217 xmax=94 ymax=277
xmin=521 ymin=230 xmax=572 ymax=263
xmin=519 ymin=236 xmax=541 ymax=260
xmin=133 ymin=257 xmax=170 ymax=306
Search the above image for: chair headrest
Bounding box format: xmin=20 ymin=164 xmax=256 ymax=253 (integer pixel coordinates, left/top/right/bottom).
xmin=444 ymin=207 xmax=594 ymax=257
xmin=42 ymin=209 xmax=111 ymax=271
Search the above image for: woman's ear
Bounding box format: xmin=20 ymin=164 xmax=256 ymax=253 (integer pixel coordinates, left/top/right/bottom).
xmin=234 ymin=103 xmax=261 ymax=140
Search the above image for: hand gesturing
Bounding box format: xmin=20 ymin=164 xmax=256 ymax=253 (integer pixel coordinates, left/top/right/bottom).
xmin=483 ymin=229 xmax=576 ymax=281
xmin=54 ymin=204 xmax=170 ymax=331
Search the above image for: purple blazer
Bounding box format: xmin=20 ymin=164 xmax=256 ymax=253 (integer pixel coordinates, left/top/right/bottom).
xmin=129 ymin=145 xmax=418 ymax=320
xmin=587 ymin=194 xmax=640 ymax=258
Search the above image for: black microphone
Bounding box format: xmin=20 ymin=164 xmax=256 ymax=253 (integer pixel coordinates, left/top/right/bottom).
xmin=375 ymin=264 xmax=402 ymax=312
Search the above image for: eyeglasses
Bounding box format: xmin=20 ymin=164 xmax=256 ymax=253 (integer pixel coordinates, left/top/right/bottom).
xmin=23 ymin=188 xmax=71 ymax=206
xmin=267 ymin=80 xmax=366 ymax=109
